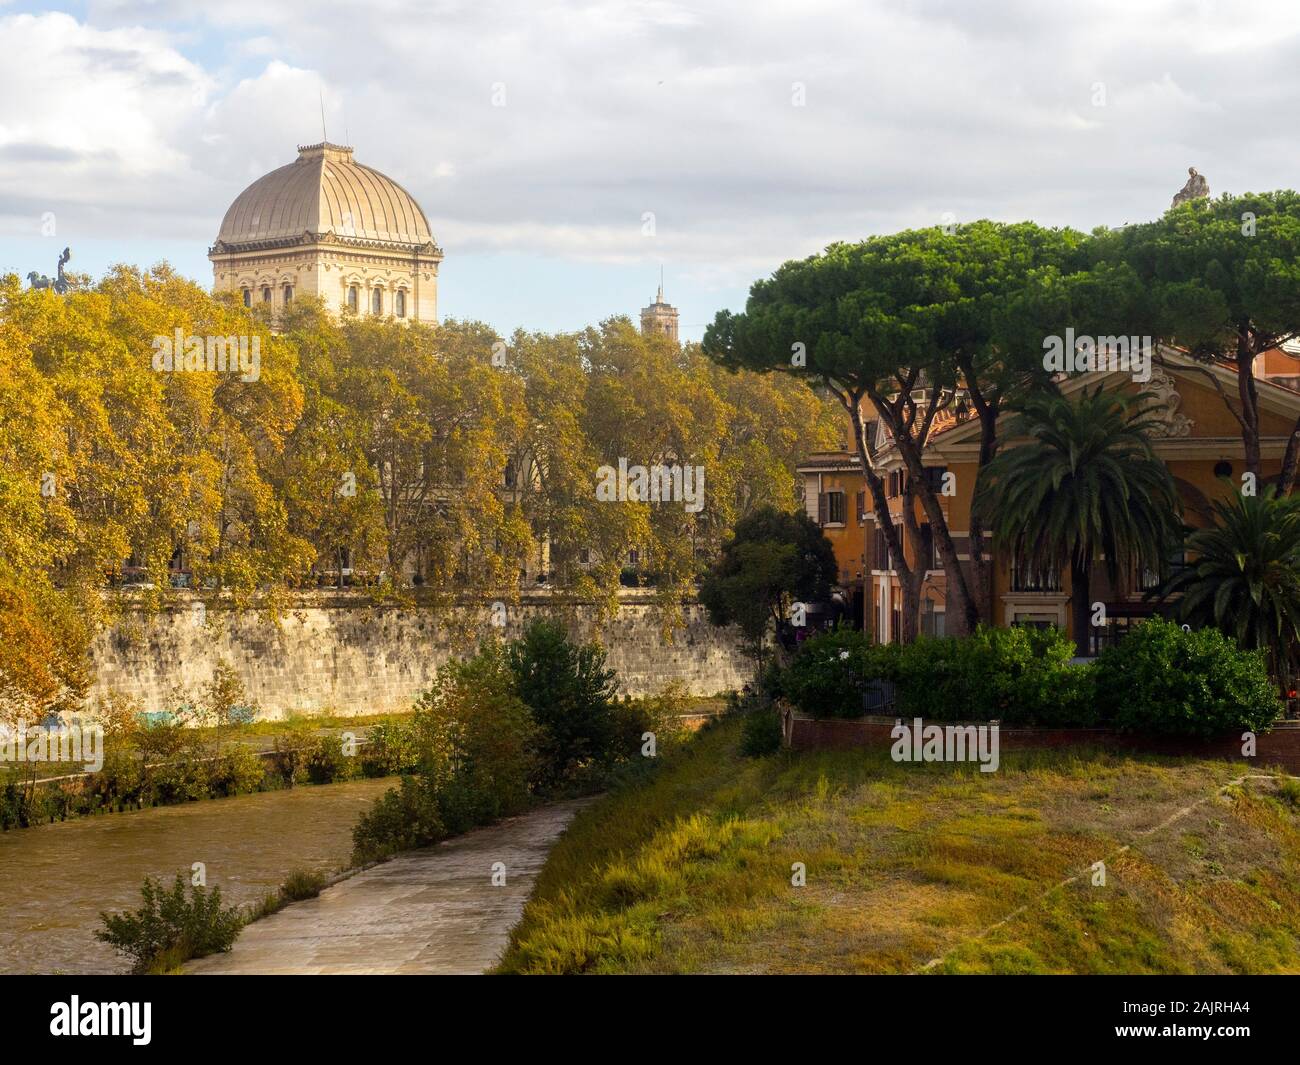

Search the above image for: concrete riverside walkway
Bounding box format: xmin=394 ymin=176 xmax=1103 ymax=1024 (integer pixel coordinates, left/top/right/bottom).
xmin=186 ymin=798 xmax=592 ymax=975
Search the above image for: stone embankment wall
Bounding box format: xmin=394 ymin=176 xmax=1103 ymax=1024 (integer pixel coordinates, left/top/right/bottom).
xmin=88 ymin=590 xmax=749 ymax=719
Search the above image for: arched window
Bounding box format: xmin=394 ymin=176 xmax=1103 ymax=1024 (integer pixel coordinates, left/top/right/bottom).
xmin=283 ymin=284 xmax=293 ymax=303
xmin=242 ymin=288 xmax=251 ymax=308
xmin=395 ymin=290 xmax=406 ymax=318
xmin=347 ymin=286 xmax=358 ymax=312
xmin=262 ymin=286 xmax=271 ymax=303
xmin=372 ymin=287 xmax=383 ymax=315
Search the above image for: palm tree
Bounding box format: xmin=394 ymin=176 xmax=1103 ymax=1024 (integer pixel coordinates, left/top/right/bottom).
xmin=973 ymin=385 xmax=1182 ymax=656
xmin=1161 ymin=491 xmax=1300 ymax=698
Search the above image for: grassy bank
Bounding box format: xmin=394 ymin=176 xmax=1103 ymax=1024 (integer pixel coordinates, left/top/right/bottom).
xmin=497 ymin=718 xmax=1300 ymax=974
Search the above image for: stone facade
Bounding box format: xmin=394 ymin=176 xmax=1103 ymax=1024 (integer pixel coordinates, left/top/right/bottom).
xmin=88 ymin=591 xmax=749 ymax=719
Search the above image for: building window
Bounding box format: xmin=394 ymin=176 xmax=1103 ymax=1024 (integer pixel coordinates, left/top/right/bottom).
xmin=628 ymin=549 xmax=639 ymax=566
xmin=262 ymin=286 xmax=272 ymax=303
xmin=347 ymin=286 xmax=358 ymax=312
xmin=818 ymin=490 xmax=846 ymax=526
xmin=242 ymin=288 xmax=251 ymax=308
xmin=873 ymin=525 xmax=898 ymax=572
xmin=283 ymin=284 xmax=293 ymax=303
xmin=922 ymin=598 xmax=945 ymax=637
xmin=395 ymin=290 xmax=406 ymax=317
xmin=856 ymin=491 xmax=866 ymax=523
xmin=1010 ymin=558 xmax=1061 ymax=592
xmin=579 ymin=548 xmax=590 ymax=565
xmin=372 ymin=288 xmax=383 ymax=315
xmin=1135 ymin=548 xmax=1186 ymax=593
xmin=1013 ymin=612 xmax=1058 ymax=631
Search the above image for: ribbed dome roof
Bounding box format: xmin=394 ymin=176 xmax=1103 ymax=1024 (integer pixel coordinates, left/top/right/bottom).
xmin=215 ymin=143 xmax=433 ymax=246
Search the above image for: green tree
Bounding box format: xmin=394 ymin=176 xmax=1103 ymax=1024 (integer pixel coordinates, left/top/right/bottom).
xmin=973 ymin=386 xmax=1182 ymax=656
xmin=411 ymin=640 xmax=537 ymax=825
xmin=1161 ymin=491 xmax=1300 ymax=696
xmin=1094 ymin=191 xmax=1300 ymax=492
xmin=698 ymin=505 xmax=837 ymax=669
xmin=703 ymin=222 xmax=1083 ymax=639
xmin=505 ymin=618 xmax=619 ymax=790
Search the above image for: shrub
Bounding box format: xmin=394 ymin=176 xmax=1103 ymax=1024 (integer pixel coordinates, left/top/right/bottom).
xmin=304 ymin=734 xmax=357 ymax=784
xmin=351 ymin=776 xmax=446 ymax=863
xmin=0 ymin=779 xmax=36 ymax=829
xmin=360 ymin=720 xmax=417 ymax=777
xmin=147 ymin=754 xmax=211 ymax=805
xmin=209 ymin=743 xmax=268 ymax=796
xmin=268 ymin=731 xmax=313 ymax=786
xmin=280 ymin=867 xmax=328 ymax=901
xmin=894 ymin=625 xmax=1095 ymax=726
xmin=1093 ymin=618 xmax=1281 ymax=737
xmin=96 ymin=873 xmax=243 ymax=974
xmin=781 ymin=627 xmax=899 ymax=718
xmin=413 ymin=641 xmax=537 ymax=821
xmin=609 ymin=697 xmax=660 ymax=765
xmin=739 ymin=693 xmax=784 ymax=757
xmin=89 ymin=748 xmax=146 ymax=808
xmin=506 ymin=620 xmax=619 ymax=790
xmin=1275 ymin=777 xmax=1300 ymax=809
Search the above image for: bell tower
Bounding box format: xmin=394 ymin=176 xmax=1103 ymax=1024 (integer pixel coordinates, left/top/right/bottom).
xmin=639 ymin=271 xmax=679 ymax=343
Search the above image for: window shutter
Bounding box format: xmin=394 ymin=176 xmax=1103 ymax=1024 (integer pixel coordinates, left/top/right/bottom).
xmin=856 ymin=491 xmax=865 ymax=523
xmin=817 ymin=493 xmax=828 ymax=526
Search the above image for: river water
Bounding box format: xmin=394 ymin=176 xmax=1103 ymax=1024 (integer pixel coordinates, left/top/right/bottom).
xmin=0 ymin=777 xmax=397 ymax=974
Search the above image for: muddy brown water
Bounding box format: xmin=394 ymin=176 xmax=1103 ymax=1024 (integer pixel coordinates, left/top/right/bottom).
xmin=0 ymin=777 xmax=397 ymax=974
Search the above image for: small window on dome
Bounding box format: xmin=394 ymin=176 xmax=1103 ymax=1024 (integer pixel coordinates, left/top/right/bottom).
xmin=372 ymin=288 xmax=383 ymax=315
xmin=347 ymin=286 xmax=358 ymax=312
xmin=395 ymin=290 xmax=406 ymax=318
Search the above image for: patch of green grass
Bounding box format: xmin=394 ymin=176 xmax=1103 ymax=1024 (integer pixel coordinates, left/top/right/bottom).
xmin=496 ymin=719 xmax=1300 ymax=975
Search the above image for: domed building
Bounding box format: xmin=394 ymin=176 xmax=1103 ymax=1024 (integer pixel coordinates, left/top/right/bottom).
xmin=209 ymin=142 xmax=443 ymax=321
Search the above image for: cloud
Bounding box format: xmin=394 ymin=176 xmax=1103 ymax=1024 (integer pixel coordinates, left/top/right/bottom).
xmin=4 ymin=0 xmax=1300 ymax=317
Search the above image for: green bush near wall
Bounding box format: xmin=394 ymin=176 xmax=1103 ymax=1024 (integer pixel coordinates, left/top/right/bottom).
xmin=781 ymin=620 xmax=1281 ymax=737
xmin=1092 ymin=618 xmax=1281 ymax=737
xmin=892 ymin=626 xmax=1096 ymax=727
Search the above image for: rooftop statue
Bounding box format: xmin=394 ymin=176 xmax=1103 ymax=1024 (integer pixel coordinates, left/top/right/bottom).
xmin=27 ymin=247 xmax=71 ymax=294
xmin=1171 ymin=167 xmax=1210 ymax=208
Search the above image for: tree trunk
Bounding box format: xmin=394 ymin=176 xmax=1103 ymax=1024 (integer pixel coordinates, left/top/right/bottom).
xmin=1070 ymin=557 xmax=1093 ymax=658
xmin=898 ymin=480 xmax=925 ymax=641
xmin=842 ymin=390 xmax=919 ymax=643
xmin=898 ymin=567 xmax=923 ymax=644
xmin=898 ymin=440 xmax=979 ymax=635
xmin=873 ymin=392 xmax=982 ymax=637
xmin=1277 ymin=415 xmax=1300 ymax=497
xmin=1236 ymin=328 xmax=1263 ymax=482
xmin=966 ymin=388 xmax=1000 ymax=625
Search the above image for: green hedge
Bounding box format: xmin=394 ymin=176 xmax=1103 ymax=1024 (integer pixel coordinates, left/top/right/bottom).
xmin=779 ymin=627 xmax=901 ymax=719
xmin=781 ymin=620 xmax=1281 ymax=737
xmin=1092 ymin=618 xmax=1281 ymax=737
xmin=892 ymin=626 xmax=1096 ymax=727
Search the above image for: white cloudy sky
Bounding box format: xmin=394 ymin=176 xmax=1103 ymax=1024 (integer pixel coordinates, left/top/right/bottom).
xmin=3 ymin=0 xmax=1300 ymax=339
